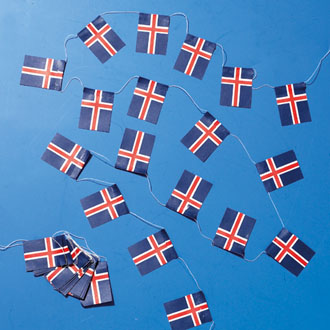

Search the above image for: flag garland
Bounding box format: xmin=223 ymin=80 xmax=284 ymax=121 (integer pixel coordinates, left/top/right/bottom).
xmin=14 ymin=7 xmax=330 ymax=329
xmin=16 ymin=233 xmax=114 ymax=308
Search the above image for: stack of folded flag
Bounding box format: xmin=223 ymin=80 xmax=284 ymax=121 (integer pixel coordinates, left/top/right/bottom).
xmin=23 ymin=234 xmax=113 ymax=307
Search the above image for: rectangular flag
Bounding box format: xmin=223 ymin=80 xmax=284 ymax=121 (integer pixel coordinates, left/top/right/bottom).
xmin=41 ymin=133 xmax=92 ymax=180
xmin=136 ymin=13 xmax=170 ymax=55
xmin=78 ymin=16 xmax=125 ymax=63
xmin=275 ymin=82 xmax=311 ymax=126
xmin=79 ymin=87 xmax=114 ymax=132
xmin=164 ymin=291 xmax=212 ymax=330
xmin=127 ymin=77 xmax=168 ymax=124
xmin=81 ymin=261 xmax=114 ymax=307
xmin=174 ymin=34 xmax=216 ymax=80
xmin=220 ymin=66 xmax=254 ymax=108
xmin=23 ymin=235 xmax=72 ymax=272
xmin=255 ymin=150 xmax=303 ymax=192
xmin=80 ymin=184 xmax=129 ymax=229
xmin=69 ymin=256 xmax=98 ymax=299
xmin=128 ymin=230 xmax=178 ymax=276
xmin=166 ymin=170 xmax=212 ymax=221
xmin=266 ymin=228 xmax=315 ymax=276
xmin=181 ymin=112 xmax=230 ymax=162
xmin=213 ymin=208 xmax=256 ymax=258
xmin=115 ymin=128 xmax=155 ymax=176
xmin=20 ymin=55 xmax=66 ymax=91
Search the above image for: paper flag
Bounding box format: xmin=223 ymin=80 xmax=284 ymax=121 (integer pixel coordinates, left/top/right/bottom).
xmin=174 ymin=34 xmax=216 ymax=80
xmin=255 ymin=150 xmax=303 ymax=192
xmin=127 ymin=77 xmax=168 ymax=124
xmin=128 ymin=230 xmax=178 ymax=275
xmin=136 ymin=13 xmax=170 ymax=55
xmin=81 ymin=261 xmax=113 ymax=307
xmin=220 ymin=66 xmax=254 ymax=108
xmin=80 ymin=184 xmax=129 ymax=228
xmin=181 ymin=112 xmax=230 ymax=162
xmin=266 ymin=228 xmax=315 ymax=276
xmin=78 ymin=16 xmax=125 ymax=63
xmin=164 ymin=291 xmax=212 ymax=330
xmin=41 ymin=133 xmax=92 ymax=180
xmin=79 ymin=87 xmax=114 ymax=132
xmin=275 ymin=82 xmax=311 ymax=126
xmin=20 ymin=55 xmax=65 ymax=91
xmin=115 ymin=128 xmax=155 ymax=176
xmin=166 ymin=170 xmax=212 ymax=221
xmin=213 ymin=208 xmax=256 ymax=258
xmin=23 ymin=235 xmax=72 ymax=272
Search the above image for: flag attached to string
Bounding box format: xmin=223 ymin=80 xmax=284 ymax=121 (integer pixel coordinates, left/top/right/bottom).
xmin=136 ymin=13 xmax=170 ymax=55
xmin=79 ymin=88 xmax=114 ymax=132
xmin=81 ymin=261 xmax=114 ymax=307
xmin=275 ymin=82 xmax=311 ymax=126
xmin=115 ymin=128 xmax=155 ymax=176
xmin=266 ymin=228 xmax=315 ymax=276
xmin=164 ymin=291 xmax=212 ymax=330
xmin=127 ymin=77 xmax=168 ymax=124
xmin=128 ymin=230 xmax=178 ymax=276
xmin=220 ymin=66 xmax=254 ymax=108
xmin=41 ymin=133 xmax=92 ymax=180
xmin=255 ymin=150 xmax=303 ymax=192
xmin=23 ymin=236 xmax=72 ymax=272
xmin=213 ymin=208 xmax=256 ymax=258
xmin=78 ymin=16 xmax=125 ymax=63
xmin=70 ymin=256 xmax=98 ymax=299
xmin=20 ymin=55 xmax=66 ymax=91
xmin=174 ymin=34 xmax=216 ymax=80
xmin=80 ymin=184 xmax=129 ymax=228
xmin=166 ymin=170 xmax=212 ymax=221
xmin=181 ymin=112 xmax=230 ymax=162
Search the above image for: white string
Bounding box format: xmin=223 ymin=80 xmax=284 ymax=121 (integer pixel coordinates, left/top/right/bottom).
xmin=60 ymin=77 xmax=84 ymax=93
xmin=129 ymin=212 xmax=164 ymax=230
xmin=195 ymin=221 xmax=214 ymax=244
xmin=178 ymin=257 xmax=202 ymax=292
xmin=230 ymin=134 xmax=256 ymax=165
xmin=0 ymin=239 xmax=27 ymax=251
xmin=52 ymin=230 xmax=105 ymax=260
xmin=244 ymin=250 xmax=266 ymax=262
xmin=100 ymin=10 xmax=140 ymax=16
xmin=146 ymin=174 xmax=166 ymax=207
xmin=252 ymin=68 xmax=257 ymax=80
xmin=114 ymin=75 xmax=139 ymax=95
xmin=90 ymin=150 xmax=115 ymax=168
xmin=64 ymin=34 xmax=78 ymax=62
xmin=215 ymin=43 xmax=227 ymax=67
xmin=252 ymin=84 xmax=275 ymax=90
xmin=77 ymin=177 xmax=115 ymax=187
xmin=268 ymin=193 xmax=285 ymax=228
xmin=209 ymin=321 xmax=215 ymax=330
xmin=304 ymin=48 xmax=330 ymax=85
xmin=169 ymin=85 xmax=207 ymax=114
xmin=170 ymin=12 xmax=189 ymax=35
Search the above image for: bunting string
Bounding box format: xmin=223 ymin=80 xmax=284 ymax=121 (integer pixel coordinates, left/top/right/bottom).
xmin=129 ymin=211 xmax=164 ymax=230
xmin=244 ymin=250 xmax=266 ymax=263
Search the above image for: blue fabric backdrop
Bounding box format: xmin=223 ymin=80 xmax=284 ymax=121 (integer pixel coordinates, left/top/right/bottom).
xmin=0 ymin=0 xmax=329 ymax=329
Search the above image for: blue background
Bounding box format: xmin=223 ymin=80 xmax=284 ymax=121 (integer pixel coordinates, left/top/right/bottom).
xmin=0 ymin=0 xmax=329 ymax=329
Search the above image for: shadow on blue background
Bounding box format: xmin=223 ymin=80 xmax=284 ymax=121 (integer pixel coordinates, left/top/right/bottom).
xmin=0 ymin=0 xmax=329 ymax=329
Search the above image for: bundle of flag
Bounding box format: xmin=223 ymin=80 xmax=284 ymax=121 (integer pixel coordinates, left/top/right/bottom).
xmin=23 ymin=234 xmax=114 ymax=307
